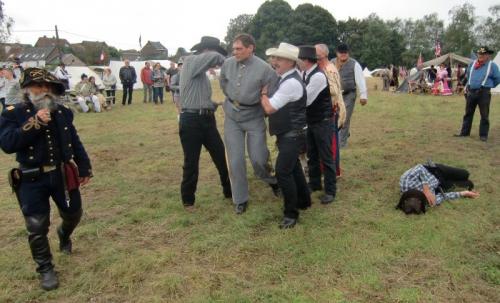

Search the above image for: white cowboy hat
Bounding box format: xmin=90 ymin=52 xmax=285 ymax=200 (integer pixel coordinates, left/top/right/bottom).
xmin=265 ymin=42 xmax=299 ymax=62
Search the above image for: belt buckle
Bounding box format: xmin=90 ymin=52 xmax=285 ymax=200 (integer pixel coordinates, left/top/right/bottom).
xmin=42 ymin=165 xmax=56 ymax=173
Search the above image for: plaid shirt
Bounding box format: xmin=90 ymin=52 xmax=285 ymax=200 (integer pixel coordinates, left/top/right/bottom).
xmin=400 ymin=164 xmax=461 ymax=205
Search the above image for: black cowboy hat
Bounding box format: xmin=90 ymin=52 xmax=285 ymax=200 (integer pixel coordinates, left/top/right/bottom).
xmin=396 ymin=189 xmax=428 ymax=215
xmin=336 ymin=43 xmax=350 ymax=53
xmin=298 ymin=45 xmax=317 ymax=61
xmin=191 ymin=36 xmax=227 ymax=56
xmin=20 ymin=67 xmax=66 ymax=95
xmin=476 ymin=46 xmax=494 ymax=55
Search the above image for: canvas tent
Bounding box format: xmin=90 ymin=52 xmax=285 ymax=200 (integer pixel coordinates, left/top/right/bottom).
xmin=493 ymin=52 xmax=500 ymax=94
xmin=422 ymin=53 xmax=472 ymax=68
xmin=108 ymin=60 xmax=172 ymax=90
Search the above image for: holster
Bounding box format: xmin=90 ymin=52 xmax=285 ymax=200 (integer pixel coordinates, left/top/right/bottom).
xmin=8 ymin=168 xmax=22 ymax=192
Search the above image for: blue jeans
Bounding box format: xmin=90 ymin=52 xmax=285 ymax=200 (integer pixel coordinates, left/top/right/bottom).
xmin=153 ymin=87 xmax=164 ymax=104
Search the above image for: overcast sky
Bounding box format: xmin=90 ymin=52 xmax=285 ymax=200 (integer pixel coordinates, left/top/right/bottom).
xmin=5 ymin=0 xmax=497 ymax=52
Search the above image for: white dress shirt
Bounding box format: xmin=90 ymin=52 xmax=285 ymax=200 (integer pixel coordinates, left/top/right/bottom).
xmin=269 ymin=69 xmax=303 ymax=111
xmin=353 ymin=61 xmax=368 ymax=99
xmin=302 ymin=64 xmax=327 ymax=106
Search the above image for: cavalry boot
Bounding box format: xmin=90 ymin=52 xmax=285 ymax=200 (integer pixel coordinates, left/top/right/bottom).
xmin=57 ymin=208 xmax=83 ymax=254
xmin=24 ymin=214 xmax=58 ymax=291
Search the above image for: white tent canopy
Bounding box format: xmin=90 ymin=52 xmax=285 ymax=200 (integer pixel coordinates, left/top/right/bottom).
xmin=363 ymin=67 xmax=372 ymax=78
xmin=108 ymin=60 xmax=172 ymax=90
xmin=493 ymin=53 xmax=500 ymax=94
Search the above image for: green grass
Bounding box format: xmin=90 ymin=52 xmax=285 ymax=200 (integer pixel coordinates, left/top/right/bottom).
xmin=0 ymin=80 xmax=499 ymax=303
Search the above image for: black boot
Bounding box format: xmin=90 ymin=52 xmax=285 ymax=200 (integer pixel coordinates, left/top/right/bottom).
xmin=24 ymin=214 xmax=58 ymax=290
xmin=57 ymin=208 xmax=82 ymax=254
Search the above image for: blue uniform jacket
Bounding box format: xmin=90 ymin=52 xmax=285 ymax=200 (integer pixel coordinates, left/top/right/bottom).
xmin=0 ymin=101 xmax=92 ymax=177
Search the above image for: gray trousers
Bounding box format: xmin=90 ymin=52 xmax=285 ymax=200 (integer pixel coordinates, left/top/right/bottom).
xmin=143 ymin=84 xmax=153 ymax=102
xmin=224 ymin=116 xmax=277 ymax=205
xmin=339 ymin=91 xmax=357 ymax=148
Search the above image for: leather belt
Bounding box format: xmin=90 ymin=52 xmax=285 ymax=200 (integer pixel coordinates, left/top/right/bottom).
xmin=342 ymin=90 xmax=356 ymax=95
xmin=468 ymin=87 xmax=490 ymax=93
xmin=228 ymin=98 xmax=260 ymax=107
xmin=181 ymin=108 xmax=214 ymax=115
xmin=281 ymin=129 xmax=307 ymax=138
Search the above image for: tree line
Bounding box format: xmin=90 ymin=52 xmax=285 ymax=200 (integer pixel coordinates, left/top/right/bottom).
xmin=224 ymin=0 xmax=500 ymax=69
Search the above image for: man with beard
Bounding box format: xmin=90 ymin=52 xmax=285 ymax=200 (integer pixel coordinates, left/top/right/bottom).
xmin=0 ymin=68 xmax=93 ymax=291
xmin=220 ymin=33 xmax=280 ymax=214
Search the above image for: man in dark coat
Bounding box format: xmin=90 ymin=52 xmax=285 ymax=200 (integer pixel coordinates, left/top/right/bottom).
xmin=0 ymin=68 xmax=93 ymax=291
xmin=119 ymin=59 xmax=137 ymax=105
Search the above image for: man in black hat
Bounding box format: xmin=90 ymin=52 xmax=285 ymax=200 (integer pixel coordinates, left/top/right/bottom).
xmin=397 ymin=162 xmax=478 ymax=215
xmin=0 ymin=68 xmax=93 ymax=290
xmin=298 ymin=45 xmax=336 ymax=204
xmin=332 ymin=43 xmax=367 ymax=148
xmin=178 ymin=36 xmax=231 ymax=210
xmin=455 ymin=46 xmax=500 ymax=142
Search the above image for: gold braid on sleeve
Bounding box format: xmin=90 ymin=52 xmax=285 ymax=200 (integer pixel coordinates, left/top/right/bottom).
xmin=22 ymin=116 xmax=48 ymax=132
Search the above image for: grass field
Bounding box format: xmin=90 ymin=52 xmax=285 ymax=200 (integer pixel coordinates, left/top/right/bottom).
xmin=0 ymin=80 xmax=499 ymax=303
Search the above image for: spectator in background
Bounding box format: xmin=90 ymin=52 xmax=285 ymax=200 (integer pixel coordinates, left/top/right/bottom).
xmin=53 ymin=63 xmax=70 ymax=90
xmin=446 ymin=64 xmax=453 ymax=89
xmin=332 ymin=43 xmax=368 ymax=148
xmin=0 ymin=67 xmax=5 ymax=110
xmin=152 ymin=63 xmax=166 ymax=104
xmin=12 ymin=57 xmax=23 ymax=79
xmin=428 ymin=65 xmax=437 ymax=83
xmin=119 ymin=59 xmax=136 ymax=105
xmin=75 ymin=74 xmax=101 ymax=112
xmin=169 ymin=59 xmax=183 ymax=117
xmin=3 ymin=67 xmax=21 ymax=106
xmin=166 ymin=61 xmax=178 ymax=99
xmin=140 ymin=62 xmax=153 ymax=103
xmin=102 ymin=68 xmax=117 ymax=104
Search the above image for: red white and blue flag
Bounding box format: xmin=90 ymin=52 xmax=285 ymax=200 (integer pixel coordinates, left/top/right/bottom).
xmin=435 ymin=41 xmax=441 ymax=57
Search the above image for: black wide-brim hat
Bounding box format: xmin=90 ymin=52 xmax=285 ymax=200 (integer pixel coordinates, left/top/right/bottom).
xmin=476 ymin=46 xmax=494 ymax=55
xmin=396 ymin=189 xmax=428 ymax=214
xmin=336 ymin=43 xmax=350 ymax=53
xmin=191 ymin=36 xmax=227 ymax=56
xmin=20 ymin=67 xmax=66 ymax=95
xmin=298 ymin=45 xmax=317 ymax=60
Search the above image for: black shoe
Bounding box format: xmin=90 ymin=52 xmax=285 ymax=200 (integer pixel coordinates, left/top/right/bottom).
xmin=453 ymin=134 xmax=468 ymax=137
xmin=320 ymin=194 xmax=335 ymax=204
xmin=466 ymin=180 xmax=474 ymax=190
xmin=235 ymin=202 xmax=247 ymax=215
xmin=480 ymin=136 xmax=487 ymax=142
xmin=279 ymin=217 xmax=297 ymax=229
xmin=223 ymin=187 xmax=232 ymax=199
xmin=269 ymin=183 xmax=281 ymax=198
xmin=57 ymin=227 xmax=72 ymax=255
xmin=40 ymin=269 xmax=59 ymax=291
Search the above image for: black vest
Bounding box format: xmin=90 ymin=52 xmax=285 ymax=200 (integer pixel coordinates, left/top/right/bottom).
xmin=268 ymin=70 xmax=307 ymax=136
xmin=304 ymin=66 xmax=333 ymax=124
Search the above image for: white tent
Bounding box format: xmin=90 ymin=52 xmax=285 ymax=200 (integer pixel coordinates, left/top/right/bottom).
xmin=64 ymin=66 xmax=104 ymax=90
xmin=108 ymin=60 xmax=172 ymax=90
xmin=493 ymin=53 xmax=500 ymax=94
xmin=363 ymin=67 xmax=372 ymax=78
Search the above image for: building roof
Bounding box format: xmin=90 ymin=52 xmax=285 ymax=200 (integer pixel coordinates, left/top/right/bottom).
xmin=18 ymin=47 xmax=57 ymax=61
xmin=143 ymin=41 xmax=167 ymax=51
xmin=35 ymin=36 xmax=70 ymax=48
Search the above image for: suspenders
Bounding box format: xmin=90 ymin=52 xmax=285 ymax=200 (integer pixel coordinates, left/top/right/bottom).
xmin=467 ymin=60 xmax=492 ymax=87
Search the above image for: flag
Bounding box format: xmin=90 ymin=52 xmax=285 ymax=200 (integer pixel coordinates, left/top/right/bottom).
xmin=139 ymin=34 xmax=142 ymax=48
xmin=417 ymin=52 xmax=423 ymax=69
xmin=435 ymin=41 xmax=441 ymax=57
xmin=100 ymin=50 xmax=105 ymax=62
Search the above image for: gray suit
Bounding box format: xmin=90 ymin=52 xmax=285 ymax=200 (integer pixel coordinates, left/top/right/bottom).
xmin=220 ymin=55 xmax=278 ymax=205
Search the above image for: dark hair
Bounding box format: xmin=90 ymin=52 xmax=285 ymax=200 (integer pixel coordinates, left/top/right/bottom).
xmin=89 ymin=76 xmax=95 ymax=81
xmin=396 ymin=189 xmax=428 ymax=215
xmin=81 ymin=73 xmax=88 ymax=80
xmin=303 ymin=57 xmax=317 ymax=64
xmin=234 ymin=33 xmax=256 ymax=49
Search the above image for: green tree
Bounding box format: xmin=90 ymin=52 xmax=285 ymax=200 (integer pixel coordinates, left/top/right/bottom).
xmin=476 ymin=5 xmax=500 ymax=52
xmin=443 ymin=3 xmax=476 ymax=56
xmin=0 ymin=0 xmax=13 ymax=42
xmin=286 ymin=3 xmax=337 ymax=47
xmin=224 ymin=14 xmax=254 ymax=49
xmin=248 ymin=0 xmax=293 ymax=58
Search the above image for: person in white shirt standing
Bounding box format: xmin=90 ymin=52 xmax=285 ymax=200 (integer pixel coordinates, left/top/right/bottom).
xmin=332 ymin=43 xmax=367 ymax=148
xmin=53 ymin=63 xmax=71 ymax=90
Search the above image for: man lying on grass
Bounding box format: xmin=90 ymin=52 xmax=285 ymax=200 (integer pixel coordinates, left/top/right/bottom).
xmin=397 ymin=161 xmax=479 ymax=215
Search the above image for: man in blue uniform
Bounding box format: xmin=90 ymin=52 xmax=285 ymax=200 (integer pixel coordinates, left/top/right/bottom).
xmin=455 ymin=46 xmax=500 ymax=142
xmin=0 ymin=68 xmax=93 ymax=291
